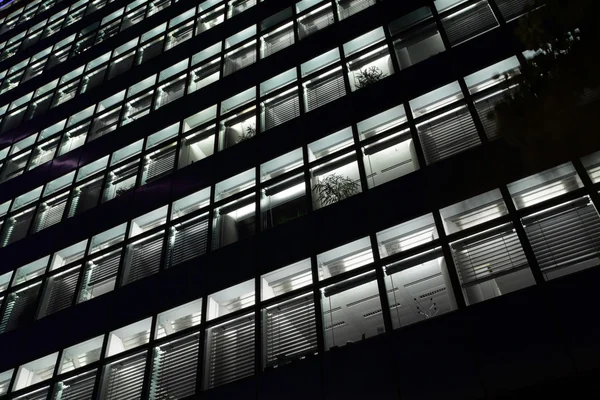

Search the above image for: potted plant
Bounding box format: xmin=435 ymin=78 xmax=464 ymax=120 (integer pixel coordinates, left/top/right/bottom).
xmin=237 ymin=124 xmax=256 ymax=144
xmin=312 ymin=174 xmax=360 ymax=207
xmin=355 ymin=66 xmax=386 ymax=89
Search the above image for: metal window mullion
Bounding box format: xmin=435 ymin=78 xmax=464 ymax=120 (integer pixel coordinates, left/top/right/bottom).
xmin=116 ymin=220 xmax=132 ymax=288
xmin=139 ymin=315 xmax=158 ymax=400
xmin=486 ymin=0 xmax=507 ymax=26
xmin=90 ymin=332 xmax=111 ymax=399
xmin=310 ymin=255 xmax=325 ymax=354
xmin=458 ymin=78 xmax=488 ymax=144
xmin=254 ymin=267 xmax=261 ymax=374
xmin=403 ymin=101 xmax=427 ymax=168
xmin=72 ymin=234 xmax=95 ymax=305
xmin=429 ymin=2 xmax=453 ymax=50
xmin=369 ymin=233 xmax=393 ymax=333
xmin=350 ymin=124 xmax=368 ymax=195
xmin=572 ymin=158 xmax=600 ymax=229
xmin=499 ymin=186 xmax=545 ymax=284
xmin=432 ymin=210 xmax=467 ymax=309
xmin=194 ymin=290 xmax=209 ymax=394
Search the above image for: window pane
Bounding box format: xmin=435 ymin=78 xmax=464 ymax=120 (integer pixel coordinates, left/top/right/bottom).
xmin=310 ymin=153 xmax=361 ymax=209
xmin=59 ymin=335 xmax=104 ymax=374
xmin=384 ymin=248 xmax=456 ymax=328
xmin=261 ymin=259 xmax=312 ymax=300
xmin=317 ymin=237 xmax=373 ymax=280
xmin=362 ymin=131 xmax=418 ymax=188
xmin=261 ymin=174 xmax=306 ymax=229
xmin=207 ymin=279 xmax=255 ymax=321
xmin=450 ymin=223 xmax=534 ymax=305
xmin=262 ymin=293 xmax=317 ymax=368
xmin=156 ymin=299 xmax=203 ymax=339
xmin=507 ymin=162 xmax=583 ymax=210
xmin=321 ymin=273 xmax=384 ymax=350
xmin=523 ymin=197 xmax=600 ymax=281
xmin=440 ymin=189 xmax=507 ymax=235
xmin=106 ymin=318 xmax=152 ymax=357
xmin=14 ymin=353 xmax=58 ymax=391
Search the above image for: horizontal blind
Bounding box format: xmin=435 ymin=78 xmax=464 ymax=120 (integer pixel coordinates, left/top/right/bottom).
xmin=0 ymin=284 xmax=41 ymax=333
xmin=168 ymin=217 xmax=209 ymax=267
xmin=86 ymin=251 xmax=122 ymax=288
xmin=452 ymin=226 xmax=528 ymax=286
xmin=145 ymin=147 xmax=176 ymax=183
xmin=224 ymin=47 xmax=256 ymax=76
xmin=263 ymin=28 xmax=294 ymax=58
xmin=41 ymin=268 xmax=80 ymax=317
xmin=150 ymin=333 xmax=199 ymax=399
xmin=441 ymin=0 xmax=498 ymax=46
xmin=524 ymin=201 xmax=600 ymax=274
xmin=495 ymin=0 xmax=537 ymax=21
xmin=298 ymin=6 xmax=334 ymax=40
xmin=265 ymin=295 xmax=317 ymax=367
xmin=306 ymin=71 xmax=346 ymax=112
xmin=1 ymin=208 xmax=35 ymax=246
xmin=123 ymin=235 xmax=163 ymax=285
xmin=34 ymin=196 xmax=68 ymax=233
xmin=264 ymin=92 xmax=300 ymax=130
xmin=69 ymin=178 xmax=103 ymax=217
xmin=103 ymin=352 xmax=147 ymax=400
xmin=417 ymin=105 xmax=481 ymax=164
xmin=54 ymin=370 xmax=97 ymax=400
xmin=16 ymin=388 xmax=48 ymax=400
xmin=337 ymin=0 xmax=376 ymax=20
xmin=207 ymin=316 xmax=255 ymax=389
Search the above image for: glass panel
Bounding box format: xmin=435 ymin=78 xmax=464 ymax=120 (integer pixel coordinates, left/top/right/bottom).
xmin=146 ymin=123 xmax=179 ymax=150
xmin=171 ymin=187 xmax=211 ymax=219
xmin=317 ymin=237 xmax=373 ymax=280
xmin=357 ymin=105 xmax=407 ymax=141
xmin=207 ymin=279 xmax=255 ymax=321
xmin=464 ymin=56 xmax=521 ymax=95
xmin=262 ymin=293 xmax=317 ymax=368
xmin=89 ymin=223 xmax=127 ymax=254
xmin=156 ymin=299 xmax=203 ymax=339
xmin=261 ymin=174 xmax=306 ymax=229
xmin=111 ymin=140 xmax=143 ymax=166
xmin=391 ymin=7 xmax=445 ymax=70
xmin=523 ymin=197 xmax=600 ymax=281
xmin=77 ymin=156 xmax=108 ymax=182
xmin=507 ymin=162 xmax=583 ymax=210
xmin=297 ymin=3 xmax=334 ymax=40
xmin=384 ymin=249 xmax=456 ymax=328
xmin=221 ymin=87 xmax=255 ymax=114
xmin=14 ymin=353 xmax=58 ymax=391
xmin=0 ymin=369 xmax=13 ymax=396
xmin=450 ymin=223 xmax=535 ymax=305
xmin=440 ymin=189 xmax=508 ymax=235
xmin=218 ymin=107 xmax=256 ymax=150
xmin=79 ymin=249 xmax=122 ymax=302
xmin=130 ymin=206 xmax=168 ymax=237
xmin=321 ymin=273 xmax=384 ymax=350
xmin=11 ymin=186 xmax=42 ymax=212
xmin=59 ymin=335 xmax=104 ymax=374
xmin=409 ymin=81 xmax=463 ymax=118
xmin=301 ymin=48 xmax=340 ymax=77
xmin=12 ymin=256 xmax=49 ymax=286
xmin=261 ymin=258 xmax=312 ymax=300
xmin=214 ymin=168 xmax=255 ymax=202
xmin=260 ymin=149 xmax=303 ymax=182
xmin=50 ymin=239 xmax=88 ymax=271
xmin=376 ymin=214 xmax=438 ymax=258
xmin=212 ymin=194 xmax=255 ymax=249
xmin=362 ymin=131 xmax=418 ymax=188
xmin=310 ymin=153 xmax=361 ymax=209
xmin=581 ymin=150 xmax=600 ymax=184
xmin=106 ymin=318 xmax=152 ymax=357
xmin=260 ymin=68 xmax=296 ymax=96
xmin=43 ymin=171 xmax=75 ymax=197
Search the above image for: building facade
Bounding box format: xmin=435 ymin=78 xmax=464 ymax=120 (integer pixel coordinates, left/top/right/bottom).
xmin=0 ymin=0 xmax=598 ymax=398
